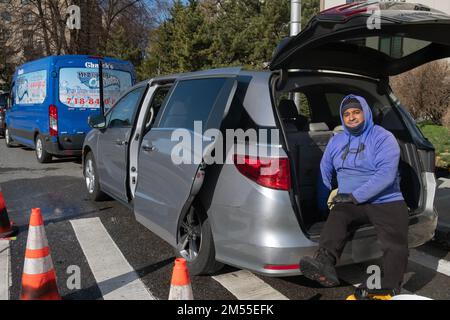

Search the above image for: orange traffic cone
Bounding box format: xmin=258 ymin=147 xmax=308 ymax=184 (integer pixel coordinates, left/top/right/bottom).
xmin=0 ymin=188 xmax=17 ymax=239
xmin=20 ymin=208 xmax=61 ymax=300
xmin=168 ymin=258 xmax=193 ymax=300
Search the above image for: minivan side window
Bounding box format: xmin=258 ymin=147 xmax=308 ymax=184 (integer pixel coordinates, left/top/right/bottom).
xmin=143 ymin=86 xmax=171 ymax=134
xmin=107 ymin=86 xmax=146 ymax=128
xmin=158 ymin=78 xmax=227 ymax=131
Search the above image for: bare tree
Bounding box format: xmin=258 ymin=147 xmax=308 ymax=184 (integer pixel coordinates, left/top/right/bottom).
xmin=443 ymin=109 xmax=450 ymax=130
xmin=391 ymin=60 xmax=450 ymax=125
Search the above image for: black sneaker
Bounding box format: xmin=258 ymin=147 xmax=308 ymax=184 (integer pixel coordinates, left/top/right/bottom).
xmin=299 ymin=248 xmax=340 ymax=287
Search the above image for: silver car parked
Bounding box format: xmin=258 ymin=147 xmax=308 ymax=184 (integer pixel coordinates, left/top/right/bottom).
xmin=83 ymin=3 xmax=449 ymax=276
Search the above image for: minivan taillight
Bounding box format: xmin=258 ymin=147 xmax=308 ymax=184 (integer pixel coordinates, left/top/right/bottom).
xmin=233 ymin=154 xmax=291 ymax=191
xmin=49 ymin=105 xmax=58 ymax=136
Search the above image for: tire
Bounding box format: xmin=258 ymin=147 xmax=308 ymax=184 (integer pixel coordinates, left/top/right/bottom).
xmin=175 ymin=203 xmax=224 ymax=276
xmin=35 ymin=135 xmax=52 ymax=163
xmin=84 ymin=151 xmax=107 ymax=201
xmin=4 ymin=127 xmax=13 ymax=148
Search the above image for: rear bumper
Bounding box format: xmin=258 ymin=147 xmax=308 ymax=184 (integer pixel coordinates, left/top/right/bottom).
xmin=211 ymin=210 xmax=437 ymax=277
xmin=43 ymin=134 xmax=84 ymax=157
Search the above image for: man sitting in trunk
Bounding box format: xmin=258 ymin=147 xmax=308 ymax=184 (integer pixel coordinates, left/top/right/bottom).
xmin=299 ymin=94 xmax=409 ymax=300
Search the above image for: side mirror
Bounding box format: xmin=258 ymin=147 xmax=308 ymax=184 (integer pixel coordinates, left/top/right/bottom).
xmin=88 ymin=114 xmax=107 ymax=129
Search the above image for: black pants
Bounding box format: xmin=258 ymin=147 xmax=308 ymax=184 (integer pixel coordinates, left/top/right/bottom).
xmin=319 ymin=200 xmax=409 ymax=291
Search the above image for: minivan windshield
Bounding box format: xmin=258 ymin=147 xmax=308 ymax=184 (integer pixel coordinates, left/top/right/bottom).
xmin=59 ymin=67 xmax=133 ymax=111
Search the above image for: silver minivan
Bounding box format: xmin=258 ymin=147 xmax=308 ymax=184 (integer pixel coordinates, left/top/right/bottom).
xmin=83 ymin=3 xmax=449 ymax=276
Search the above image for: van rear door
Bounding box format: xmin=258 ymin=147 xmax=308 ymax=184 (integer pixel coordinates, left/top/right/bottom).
xmin=57 ymin=63 xmax=133 ymax=149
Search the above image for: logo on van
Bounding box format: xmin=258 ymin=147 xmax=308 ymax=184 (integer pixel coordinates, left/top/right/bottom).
xmin=77 ymin=71 xmax=120 ymax=89
xmin=84 ymin=62 xmax=114 ymax=70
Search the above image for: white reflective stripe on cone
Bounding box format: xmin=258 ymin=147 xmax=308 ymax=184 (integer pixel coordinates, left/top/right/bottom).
xmin=23 ymin=256 xmax=54 ymax=275
xmin=26 ymin=226 xmax=49 ymax=250
xmin=168 ymin=284 xmax=194 ymax=300
xmin=391 ymin=294 xmax=433 ymax=300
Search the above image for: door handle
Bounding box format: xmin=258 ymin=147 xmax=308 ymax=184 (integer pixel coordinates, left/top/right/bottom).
xmin=142 ymin=144 xmax=156 ymax=152
xmin=115 ymin=139 xmax=128 ymax=146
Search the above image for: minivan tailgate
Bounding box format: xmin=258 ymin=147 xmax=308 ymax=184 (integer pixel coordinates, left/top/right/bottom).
xmin=270 ymin=2 xmax=450 ymax=78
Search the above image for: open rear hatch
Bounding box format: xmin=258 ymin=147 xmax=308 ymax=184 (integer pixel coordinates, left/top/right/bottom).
xmin=270 ymin=2 xmax=446 ymax=240
xmin=270 ymin=1 xmax=450 ymax=78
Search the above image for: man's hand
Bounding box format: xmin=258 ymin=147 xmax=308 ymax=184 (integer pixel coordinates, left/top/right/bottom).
xmin=332 ymin=193 xmax=358 ymax=205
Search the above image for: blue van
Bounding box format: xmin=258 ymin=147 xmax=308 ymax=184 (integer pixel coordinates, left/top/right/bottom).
xmin=5 ymin=55 xmax=135 ymax=162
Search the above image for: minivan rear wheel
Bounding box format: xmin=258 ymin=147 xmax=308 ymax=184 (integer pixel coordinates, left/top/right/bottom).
xmin=35 ymin=135 xmax=52 ymax=163
xmin=175 ymin=204 xmax=223 ymax=276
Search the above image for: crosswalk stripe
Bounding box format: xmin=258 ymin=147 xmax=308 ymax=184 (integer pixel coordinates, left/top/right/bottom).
xmin=0 ymin=240 xmax=10 ymax=300
xmin=409 ymin=249 xmax=450 ymax=277
xmin=70 ymin=218 xmax=156 ymax=300
xmin=212 ymin=270 xmax=289 ymax=300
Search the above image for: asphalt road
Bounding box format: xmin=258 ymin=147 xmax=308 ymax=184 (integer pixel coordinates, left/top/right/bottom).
xmin=1 ymin=140 xmax=450 ymax=300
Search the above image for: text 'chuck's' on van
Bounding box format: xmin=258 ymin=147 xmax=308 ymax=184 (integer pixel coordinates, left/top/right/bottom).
xmin=4 ymin=55 xmax=135 ymax=163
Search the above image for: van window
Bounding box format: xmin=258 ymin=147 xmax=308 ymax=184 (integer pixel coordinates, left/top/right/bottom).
xmin=342 ymin=36 xmax=431 ymax=59
xmin=144 ymin=86 xmax=171 ymax=133
xmin=0 ymin=93 xmax=6 ymax=107
xmin=59 ymin=67 xmax=133 ymax=111
xmin=325 ymin=93 xmax=345 ymax=118
xmin=15 ymin=70 xmax=47 ymax=105
xmin=106 ymin=86 xmax=146 ymax=128
xmin=158 ymin=78 xmax=227 ymax=131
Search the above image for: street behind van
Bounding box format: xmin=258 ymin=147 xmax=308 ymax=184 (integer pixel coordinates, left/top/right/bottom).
xmin=5 ymin=55 xmax=135 ymax=163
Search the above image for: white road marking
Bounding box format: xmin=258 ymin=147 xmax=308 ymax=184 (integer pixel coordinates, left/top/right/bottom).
xmin=0 ymin=240 xmax=10 ymax=300
xmin=437 ymin=178 xmax=450 ymax=189
xmin=70 ymin=218 xmax=156 ymax=300
xmin=409 ymin=249 xmax=450 ymax=277
xmin=212 ymin=270 xmax=289 ymax=300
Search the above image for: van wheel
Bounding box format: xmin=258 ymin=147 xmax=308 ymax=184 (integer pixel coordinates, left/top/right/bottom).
xmin=5 ymin=128 xmax=13 ymax=148
xmin=84 ymin=151 xmax=107 ymax=201
xmin=175 ymin=204 xmax=224 ymax=276
xmin=35 ymin=135 xmax=52 ymax=163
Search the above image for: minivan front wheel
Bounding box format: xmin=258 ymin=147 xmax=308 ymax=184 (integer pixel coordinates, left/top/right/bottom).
xmin=35 ymin=135 xmax=52 ymax=163
xmin=176 ymin=205 xmax=223 ymax=276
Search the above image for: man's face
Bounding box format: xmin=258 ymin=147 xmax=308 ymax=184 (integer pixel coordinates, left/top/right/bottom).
xmin=343 ymin=107 xmax=365 ymax=128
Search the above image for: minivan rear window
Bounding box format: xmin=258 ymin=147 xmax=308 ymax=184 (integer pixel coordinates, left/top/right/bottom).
xmin=340 ymin=36 xmax=431 ymax=59
xmin=59 ymin=67 xmax=132 ymax=111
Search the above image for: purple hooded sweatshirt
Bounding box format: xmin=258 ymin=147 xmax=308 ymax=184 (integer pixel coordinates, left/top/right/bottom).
xmin=317 ymin=94 xmax=404 ymax=209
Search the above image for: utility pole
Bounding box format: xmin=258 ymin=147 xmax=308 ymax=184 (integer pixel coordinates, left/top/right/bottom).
xmin=290 ymin=0 xmax=302 ymax=112
xmin=290 ymin=0 xmax=302 ymax=37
